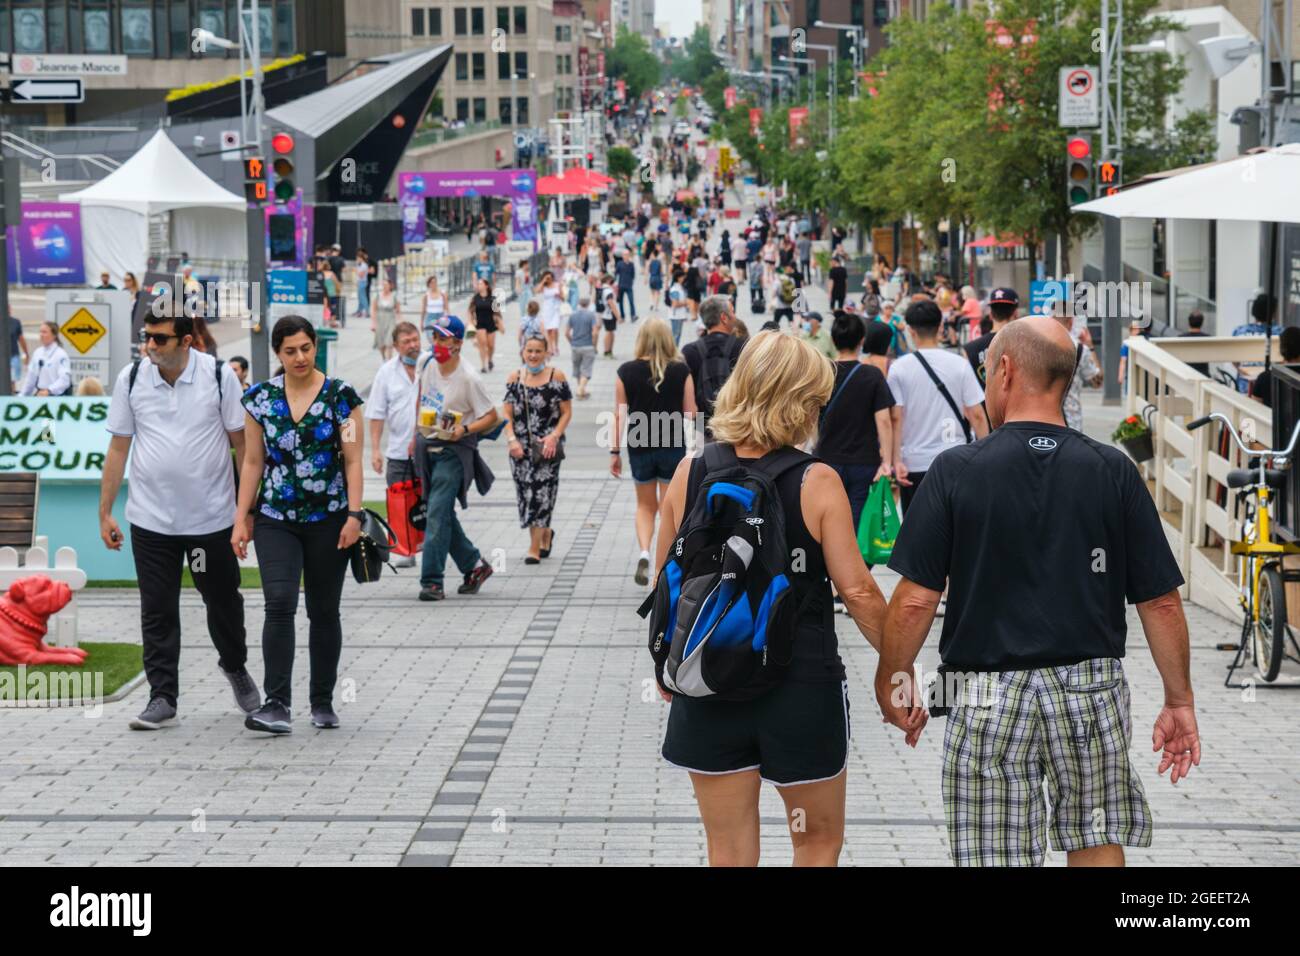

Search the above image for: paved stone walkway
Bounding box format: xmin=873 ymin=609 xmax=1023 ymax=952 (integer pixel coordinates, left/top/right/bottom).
xmin=3 ymin=145 xmax=1298 ymax=866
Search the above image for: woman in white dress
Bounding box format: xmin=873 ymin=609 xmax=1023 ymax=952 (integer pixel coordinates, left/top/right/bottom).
xmin=534 ymin=270 xmax=563 ymax=357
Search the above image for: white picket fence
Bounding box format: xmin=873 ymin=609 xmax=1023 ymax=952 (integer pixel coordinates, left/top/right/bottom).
xmin=0 ymin=536 xmax=87 ymax=648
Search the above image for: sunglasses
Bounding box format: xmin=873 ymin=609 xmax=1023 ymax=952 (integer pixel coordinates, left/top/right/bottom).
xmin=139 ymin=330 xmax=181 ymax=345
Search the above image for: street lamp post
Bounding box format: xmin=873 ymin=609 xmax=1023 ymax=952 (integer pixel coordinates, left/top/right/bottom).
xmin=815 ymin=20 xmax=867 ymax=100
xmin=806 ymin=43 xmax=837 ymax=142
xmin=779 ymin=55 xmax=816 ymax=111
xmin=196 ymin=2 xmax=270 ymax=381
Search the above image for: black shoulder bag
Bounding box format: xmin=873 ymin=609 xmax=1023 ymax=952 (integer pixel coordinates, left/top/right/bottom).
xmin=912 ymin=351 xmax=973 ymax=444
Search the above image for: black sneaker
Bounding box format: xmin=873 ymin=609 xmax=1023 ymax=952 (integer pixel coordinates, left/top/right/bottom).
xmin=129 ymin=696 xmax=178 ymax=731
xmin=245 ymin=699 xmax=292 ymax=735
xmin=418 ymin=584 xmax=446 ymax=601
xmin=457 ymin=559 xmax=494 ymax=594
xmin=311 ymin=704 xmax=340 ymax=729
xmin=220 ymin=665 xmax=261 ymax=714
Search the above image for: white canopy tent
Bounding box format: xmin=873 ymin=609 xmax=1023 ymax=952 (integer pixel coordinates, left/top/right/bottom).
xmin=1074 ymin=144 xmax=1300 ymax=223
xmin=61 ymin=130 xmax=246 ymax=281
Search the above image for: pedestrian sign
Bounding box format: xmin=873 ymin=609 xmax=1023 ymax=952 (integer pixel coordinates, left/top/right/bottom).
xmin=59 ymin=307 xmax=107 ymax=354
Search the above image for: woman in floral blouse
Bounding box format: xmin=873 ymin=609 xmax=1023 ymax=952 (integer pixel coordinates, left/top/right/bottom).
xmin=233 ymin=315 xmax=365 ymax=735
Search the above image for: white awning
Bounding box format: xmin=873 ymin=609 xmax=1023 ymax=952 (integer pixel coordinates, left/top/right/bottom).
xmin=1073 ymin=143 xmax=1300 ymax=223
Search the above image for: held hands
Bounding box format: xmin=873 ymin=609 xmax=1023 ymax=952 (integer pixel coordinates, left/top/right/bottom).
xmin=874 ymin=666 xmax=929 ymax=748
xmin=1152 ymin=704 xmax=1201 ymax=784
xmin=338 ymin=515 xmax=362 ymax=551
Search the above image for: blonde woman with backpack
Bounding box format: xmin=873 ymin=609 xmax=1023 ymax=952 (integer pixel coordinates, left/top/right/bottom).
xmin=650 ymin=331 xmax=919 ymax=866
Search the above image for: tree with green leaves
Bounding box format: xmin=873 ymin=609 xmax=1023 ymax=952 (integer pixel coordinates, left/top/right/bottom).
xmin=606 ymin=26 xmax=661 ymax=101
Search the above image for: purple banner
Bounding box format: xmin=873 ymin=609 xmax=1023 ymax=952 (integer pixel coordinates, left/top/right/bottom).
xmin=17 ymin=202 xmax=85 ymax=285
xmin=399 ymin=170 xmax=538 ymax=247
xmin=4 ymin=227 xmax=15 ymax=284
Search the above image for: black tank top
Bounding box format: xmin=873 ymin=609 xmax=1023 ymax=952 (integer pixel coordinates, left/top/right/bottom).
xmin=690 ymin=447 xmax=845 ymax=682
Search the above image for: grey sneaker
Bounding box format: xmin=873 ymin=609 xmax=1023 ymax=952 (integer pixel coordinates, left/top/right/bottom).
xmin=311 ymin=704 xmax=340 ymax=729
xmin=245 ymin=699 xmax=293 ymax=735
xmin=220 ymin=665 xmax=261 ymax=714
xmin=129 ymin=697 xmax=178 ymax=731
xmin=634 ymin=556 xmax=650 ymax=587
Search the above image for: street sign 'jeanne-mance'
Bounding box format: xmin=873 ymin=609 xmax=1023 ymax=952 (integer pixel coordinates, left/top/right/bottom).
xmin=7 ymin=77 xmax=85 ymax=104
xmin=5 ymin=54 xmax=128 ymax=77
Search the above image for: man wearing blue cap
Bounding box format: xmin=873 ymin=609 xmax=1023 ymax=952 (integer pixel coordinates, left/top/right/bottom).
xmin=409 ymin=315 xmax=498 ymax=601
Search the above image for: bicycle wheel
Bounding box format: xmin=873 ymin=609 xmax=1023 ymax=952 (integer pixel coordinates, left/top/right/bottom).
xmin=1254 ymin=563 xmax=1287 ymax=682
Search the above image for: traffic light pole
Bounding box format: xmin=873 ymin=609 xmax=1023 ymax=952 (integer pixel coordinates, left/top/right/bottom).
xmin=244 ymin=0 xmax=270 ymax=383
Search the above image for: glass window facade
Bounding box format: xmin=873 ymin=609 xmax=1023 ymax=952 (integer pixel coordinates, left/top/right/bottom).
xmin=0 ymin=0 xmax=299 ymax=57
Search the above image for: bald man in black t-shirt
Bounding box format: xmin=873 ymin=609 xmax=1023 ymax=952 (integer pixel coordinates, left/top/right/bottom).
xmin=875 ymin=316 xmax=1201 ymax=868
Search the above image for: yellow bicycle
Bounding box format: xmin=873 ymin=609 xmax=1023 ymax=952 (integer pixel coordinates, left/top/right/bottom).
xmin=1188 ymin=413 xmax=1300 ymax=684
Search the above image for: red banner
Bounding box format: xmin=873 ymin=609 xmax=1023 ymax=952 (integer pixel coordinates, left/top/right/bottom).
xmin=749 ymin=107 xmax=763 ymax=135
xmin=788 ymin=106 xmax=809 ymax=148
xmin=614 ymin=79 xmax=626 ymax=101
xmin=724 ymin=86 xmax=737 ymax=109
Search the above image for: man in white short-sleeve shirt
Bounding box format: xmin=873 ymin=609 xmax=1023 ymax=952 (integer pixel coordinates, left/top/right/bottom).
xmin=888 ymin=299 xmax=989 ymax=515
xmin=366 ymin=321 xmax=423 ymax=567
xmin=100 ymin=315 xmax=259 ymax=730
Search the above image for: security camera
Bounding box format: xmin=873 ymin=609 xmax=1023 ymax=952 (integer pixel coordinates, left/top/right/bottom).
xmin=1199 ymin=35 xmax=1260 ymax=80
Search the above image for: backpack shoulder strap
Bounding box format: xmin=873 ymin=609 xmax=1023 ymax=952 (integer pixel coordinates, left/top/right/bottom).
xmin=752 ymin=446 xmax=813 ymax=484
xmin=127 ymin=358 xmax=142 ymax=396
xmin=912 ymin=351 xmax=973 ymax=443
xmin=215 ymin=358 xmax=225 ymax=402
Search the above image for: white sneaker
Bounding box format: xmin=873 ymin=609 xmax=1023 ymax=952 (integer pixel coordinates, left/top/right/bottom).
xmin=392 ymin=553 xmax=417 ymax=568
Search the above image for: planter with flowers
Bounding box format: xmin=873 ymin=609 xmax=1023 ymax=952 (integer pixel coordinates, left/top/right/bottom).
xmin=1113 ymin=405 xmax=1156 ymax=463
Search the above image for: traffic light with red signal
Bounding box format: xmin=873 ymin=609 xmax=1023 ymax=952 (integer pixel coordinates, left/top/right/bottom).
xmin=1066 ymin=136 xmax=1092 ymax=205
xmin=270 ymin=131 xmax=296 ymax=203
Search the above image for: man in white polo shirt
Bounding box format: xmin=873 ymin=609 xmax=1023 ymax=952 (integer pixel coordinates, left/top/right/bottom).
xmin=99 ymin=313 xmax=258 ymax=730
xmin=365 ymin=320 xmax=423 ymax=568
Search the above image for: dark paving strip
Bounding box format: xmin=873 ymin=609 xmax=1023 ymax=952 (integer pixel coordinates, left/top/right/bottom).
xmin=3 ymin=812 xmax=1294 ymax=833
xmin=399 ymin=480 xmax=620 ymax=868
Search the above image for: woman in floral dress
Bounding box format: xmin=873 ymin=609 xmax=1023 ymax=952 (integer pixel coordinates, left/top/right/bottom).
xmin=233 ymin=315 xmax=365 ymax=735
xmin=502 ymin=334 xmax=573 ymax=564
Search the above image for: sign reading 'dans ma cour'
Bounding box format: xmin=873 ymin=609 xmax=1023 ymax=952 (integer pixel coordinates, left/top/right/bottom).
xmin=0 ymin=398 xmax=114 ymax=481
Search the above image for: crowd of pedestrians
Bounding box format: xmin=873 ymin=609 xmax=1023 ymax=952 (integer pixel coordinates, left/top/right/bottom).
xmin=88 ymin=121 xmax=1201 ymax=871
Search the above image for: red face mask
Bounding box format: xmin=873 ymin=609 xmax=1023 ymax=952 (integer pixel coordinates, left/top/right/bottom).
xmin=433 ymin=344 xmax=454 ymax=364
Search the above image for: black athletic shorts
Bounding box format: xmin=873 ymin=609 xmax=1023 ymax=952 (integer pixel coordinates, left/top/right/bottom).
xmin=602 ymin=316 xmax=618 ymax=332
xmin=662 ymin=679 xmax=850 ymax=786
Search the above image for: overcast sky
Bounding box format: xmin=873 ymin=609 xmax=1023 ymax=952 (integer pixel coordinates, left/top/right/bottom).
xmin=656 ymin=0 xmax=702 ymax=40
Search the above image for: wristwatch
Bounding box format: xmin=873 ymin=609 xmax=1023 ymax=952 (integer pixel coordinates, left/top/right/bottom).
xmin=347 ymin=510 xmax=366 ymax=522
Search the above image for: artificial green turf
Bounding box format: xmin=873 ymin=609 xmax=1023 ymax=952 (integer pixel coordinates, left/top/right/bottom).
xmin=0 ymin=643 xmax=143 ymax=702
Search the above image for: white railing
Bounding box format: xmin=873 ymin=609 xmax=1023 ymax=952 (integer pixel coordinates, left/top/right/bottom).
xmin=1125 ymin=335 xmax=1280 ymax=618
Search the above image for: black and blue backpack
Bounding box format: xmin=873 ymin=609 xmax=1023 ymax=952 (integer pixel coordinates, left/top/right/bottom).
xmin=637 ymin=444 xmax=812 ymax=701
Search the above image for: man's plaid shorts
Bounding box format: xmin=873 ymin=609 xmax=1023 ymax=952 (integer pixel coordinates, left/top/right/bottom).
xmin=940 ymin=657 xmax=1153 ymax=867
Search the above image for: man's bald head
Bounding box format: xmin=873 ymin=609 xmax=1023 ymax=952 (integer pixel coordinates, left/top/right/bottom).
xmin=988 ymin=315 xmax=1077 ymax=397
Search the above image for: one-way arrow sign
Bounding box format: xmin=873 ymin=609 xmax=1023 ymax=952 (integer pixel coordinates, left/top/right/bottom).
xmin=7 ymin=77 xmax=85 ymax=104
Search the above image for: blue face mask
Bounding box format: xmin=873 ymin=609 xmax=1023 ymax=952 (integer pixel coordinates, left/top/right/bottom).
xmin=802 ymin=322 xmax=812 ymax=334
xmin=400 ymin=353 xmax=418 ymax=366
xmin=525 ymin=362 xmax=547 ymax=374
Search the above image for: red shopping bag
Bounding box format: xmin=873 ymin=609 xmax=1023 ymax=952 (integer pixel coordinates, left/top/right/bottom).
xmin=386 ymin=478 xmax=425 ymax=557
